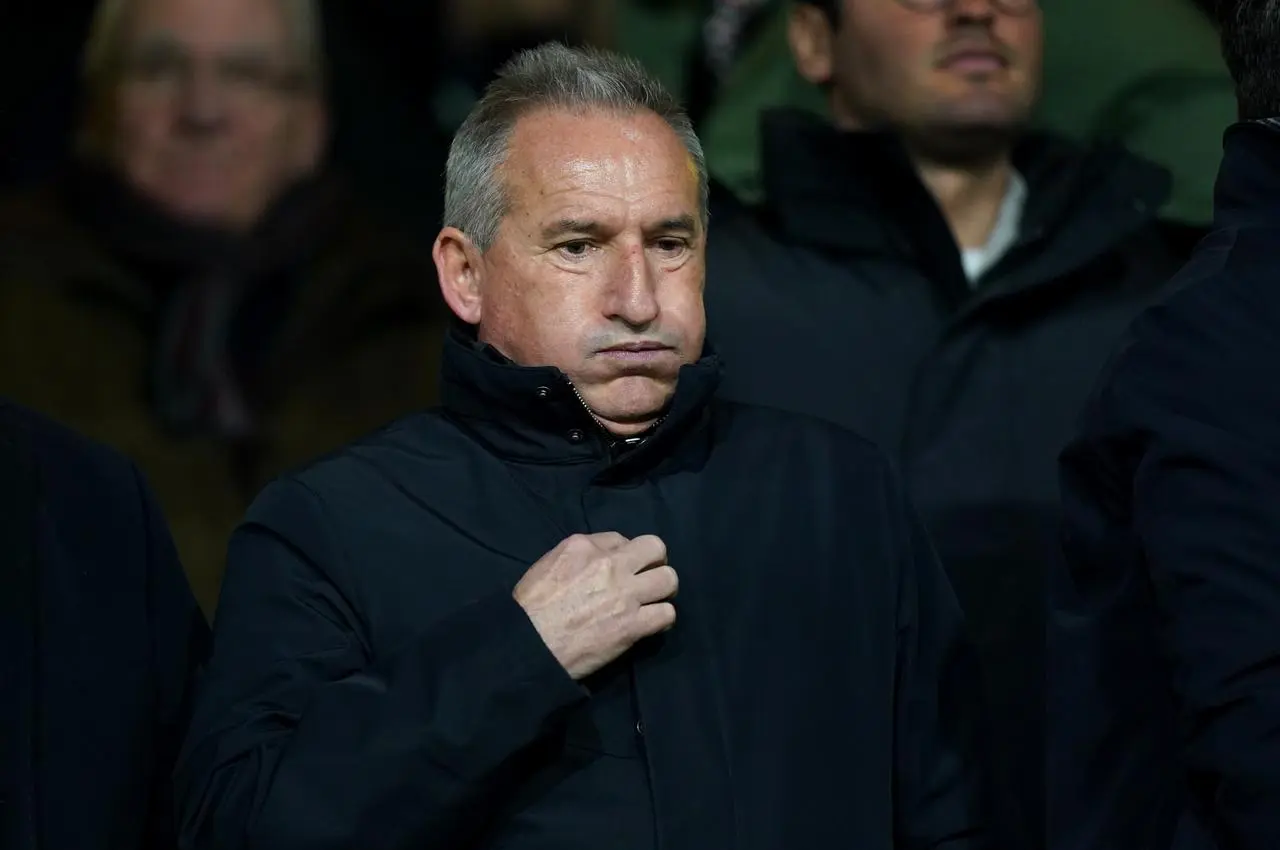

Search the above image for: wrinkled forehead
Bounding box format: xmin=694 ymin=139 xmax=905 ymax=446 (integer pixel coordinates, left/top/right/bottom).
xmin=121 ymin=0 xmax=294 ymax=58
xmin=502 ymin=108 xmax=701 ymax=214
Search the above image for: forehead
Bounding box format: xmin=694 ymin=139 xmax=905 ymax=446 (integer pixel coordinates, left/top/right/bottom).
xmin=503 ymin=108 xmax=698 ymax=215
xmin=124 ymin=0 xmax=291 ymax=51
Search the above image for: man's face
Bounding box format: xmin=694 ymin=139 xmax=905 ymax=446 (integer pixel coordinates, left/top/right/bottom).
xmin=795 ymin=0 xmax=1042 ymax=159
xmin=108 ymin=0 xmax=324 ymax=229
xmin=440 ymin=108 xmax=706 ymax=436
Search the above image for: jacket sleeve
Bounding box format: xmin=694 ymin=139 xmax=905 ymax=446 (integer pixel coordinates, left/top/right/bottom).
xmin=1053 ymin=424 xmax=1185 ymax=850
xmin=135 ymin=464 xmax=211 ymax=850
xmin=174 ymin=478 xmax=588 ymax=850
xmin=890 ymin=474 xmax=992 ymax=850
xmin=1079 ymin=280 xmax=1280 ymax=850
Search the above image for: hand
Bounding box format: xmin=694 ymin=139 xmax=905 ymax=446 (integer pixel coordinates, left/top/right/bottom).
xmin=514 ymin=532 xmax=677 ymax=680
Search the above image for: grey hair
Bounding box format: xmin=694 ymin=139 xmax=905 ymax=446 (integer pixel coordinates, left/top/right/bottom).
xmin=444 ymin=42 xmax=709 ymax=252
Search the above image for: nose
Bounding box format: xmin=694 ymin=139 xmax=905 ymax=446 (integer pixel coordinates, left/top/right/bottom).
xmin=175 ymin=69 xmax=229 ymax=136
xmin=604 ymin=242 xmax=661 ymax=329
xmin=948 ymin=0 xmax=998 ymax=22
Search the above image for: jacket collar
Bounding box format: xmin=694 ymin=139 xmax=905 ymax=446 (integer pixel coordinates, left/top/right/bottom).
xmin=439 ymin=325 xmax=723 ymax=474
xmin=1213 ymin=119 xmax=1280 ymax=230
xmin=755 ymin=109 xmax=1169 ymax=296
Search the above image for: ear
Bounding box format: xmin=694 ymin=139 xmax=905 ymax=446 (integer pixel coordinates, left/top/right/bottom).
xmin=789 ymin=3 xmax=837 ymax=86
xmin=434 ymin=226 xmax=485 ymax=325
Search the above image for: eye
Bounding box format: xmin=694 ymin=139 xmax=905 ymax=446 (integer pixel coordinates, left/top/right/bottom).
xmin=126 ymin=50 xmax=186 ymax=82
xmin=556 ymin=240 xmax=594 ymax=259
xmin=654 ymin=237 xmax=689 ymax=257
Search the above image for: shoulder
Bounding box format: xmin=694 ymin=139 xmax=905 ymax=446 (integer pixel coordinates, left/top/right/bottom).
xmin=0 ymin=400 xmax=154 ymax=572
xmin=246 ymin=409 xmax=459 ymax=525
xmin=0 ymin=399 xmax=139 ymax=500
xmin=1081 ymin=224 xmax=1280 ymax=449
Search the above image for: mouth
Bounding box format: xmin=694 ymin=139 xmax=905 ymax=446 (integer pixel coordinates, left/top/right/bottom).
xmin=938 ymin=49 xmax=1008 ymax=73
xmin=597 ymin=342 xmax=675 ymax=361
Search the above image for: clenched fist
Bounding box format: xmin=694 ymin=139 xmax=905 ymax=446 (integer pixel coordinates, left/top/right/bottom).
xmin=514 ymin=532 xmax=677 ymax=680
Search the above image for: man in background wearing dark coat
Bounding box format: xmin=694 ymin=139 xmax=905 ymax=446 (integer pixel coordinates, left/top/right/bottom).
xmin=702 ymin=2 xmax=1184 ymax=847
xmin=174 ymin=43 xmax=990 ymax=850
xmin=0 ymin=399 xmax=209 ymax=849
xmin=1052 ymin=2 xmax=1280 ymax=850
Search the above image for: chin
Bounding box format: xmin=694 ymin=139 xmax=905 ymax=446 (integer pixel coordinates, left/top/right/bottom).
xmin=912 ymin=118 xmax=1023 ymax=166
xmin=585 ymin=377 xmax=674 ymax=424
xmin=153 ymin=190 xmax=234 ymax=223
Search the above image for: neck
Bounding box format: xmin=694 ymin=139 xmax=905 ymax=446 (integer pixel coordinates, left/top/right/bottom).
xmin=912 ymin=155 xmax=1014 ymax=250
xmin=829 ymin=101 xmax=1016 ymax=249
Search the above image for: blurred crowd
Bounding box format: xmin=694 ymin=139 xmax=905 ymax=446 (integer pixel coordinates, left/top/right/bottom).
xmin=0 ymin=1 xmax=1247 ymax=849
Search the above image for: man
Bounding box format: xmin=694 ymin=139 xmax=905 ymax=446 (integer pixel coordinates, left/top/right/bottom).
xmin=1053 ymin=2 xmax=1280 ymax=848
xmin=174 ymin=43 xmax=989 ymax=850
xmin=0 ymin=0 xmax=446 ymax=615
xmin=701 ymin=1 xmax=1182 ymax=848
xmin=0 ymin=399 xmax=208 ymax=849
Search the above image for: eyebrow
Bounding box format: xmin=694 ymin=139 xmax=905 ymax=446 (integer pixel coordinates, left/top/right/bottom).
xmin=129 ymin=34 xmax=283 ymax=64
xmin=541 ymin=218 xmax=608 ymax=241
xmin=652 ymin=215 xmax=698 ymax=237
xmin=540 ymin=214 xmax=699 ymax=242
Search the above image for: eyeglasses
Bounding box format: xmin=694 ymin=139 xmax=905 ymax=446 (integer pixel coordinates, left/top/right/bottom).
xmin=894 ymin=0 xmax=1038 ymax=14
xmin=119 ymin=44 xmax=312 ymax=104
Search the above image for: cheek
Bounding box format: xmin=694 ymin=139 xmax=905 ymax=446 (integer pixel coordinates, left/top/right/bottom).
xmin=1009 ymin=19 xmax=1043 ymax=75
xmin=661 ymin=267 xmax=707 ymax=335
xmin=113 ymin=96 xmax=169 ymax=150
xmin=483 ymin=265 xmax=590 ymax=361
xmin=848 ymin=15 xmax=938 ymax=84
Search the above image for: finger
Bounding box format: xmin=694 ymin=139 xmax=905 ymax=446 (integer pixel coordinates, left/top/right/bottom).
xmin=618 ymin=534 xmax=667 ymax=572
xmin=631 ymin=565 xmax=678 ymax=604
xmin=587 ymin=531 xmax=630 ymax=551
xmin=633 ymin=601 xmax=676 ymax=637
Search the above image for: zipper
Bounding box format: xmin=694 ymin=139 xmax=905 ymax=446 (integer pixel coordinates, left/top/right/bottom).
xmin=565 ymin=377 xmax=609 ymax=433
xmin=562 ymin=375 xmax=664 ymax=454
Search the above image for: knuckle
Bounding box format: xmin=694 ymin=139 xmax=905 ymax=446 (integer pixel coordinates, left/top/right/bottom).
xmin=637 ymin=532 xmax=664 ymax=548
xmin=595 ymin=551 xmax=619 ymax=575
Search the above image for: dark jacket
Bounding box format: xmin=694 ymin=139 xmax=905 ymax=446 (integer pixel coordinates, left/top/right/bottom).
xmin=0 ymin=400 xmax=209 ymax=850
xmin=1052 ymin=119 xmax=1280 ymax=850
xmin=0 ymin=167 xmax=448 ymax=615
xmin=174 ymin=328 xmax=990 ymax=850
xmin=704 ymin=109 xmax=1184 ymax=850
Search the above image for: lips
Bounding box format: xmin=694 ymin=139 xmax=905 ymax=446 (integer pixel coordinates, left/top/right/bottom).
xmin=600 ymin=343 xmax=671 ymax=353
xmin=939 ymin=48 xmax=1008 ymax=71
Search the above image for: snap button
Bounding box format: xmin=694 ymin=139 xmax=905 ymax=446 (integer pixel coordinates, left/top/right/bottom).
xmin=534 ymin=386 xmax=550 ymax=400
xmin=567 ymin=428 xmax=586 ymax=443
xmin=635 ymin=720 xmax=645 ymax=736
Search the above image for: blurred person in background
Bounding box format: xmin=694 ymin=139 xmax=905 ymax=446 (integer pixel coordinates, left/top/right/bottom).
xmin=702 ymin=1 xmax=1183 ymax=848
xmin=608 ymin=0 xmax=1233 ymax=233
xmin=0 ymin=0 xmax=447 ymax=615
xmin=1054 ymin=1 xmax=1280 ymax=848
xmin=1 ymin=399 xmax=207 ymax=850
